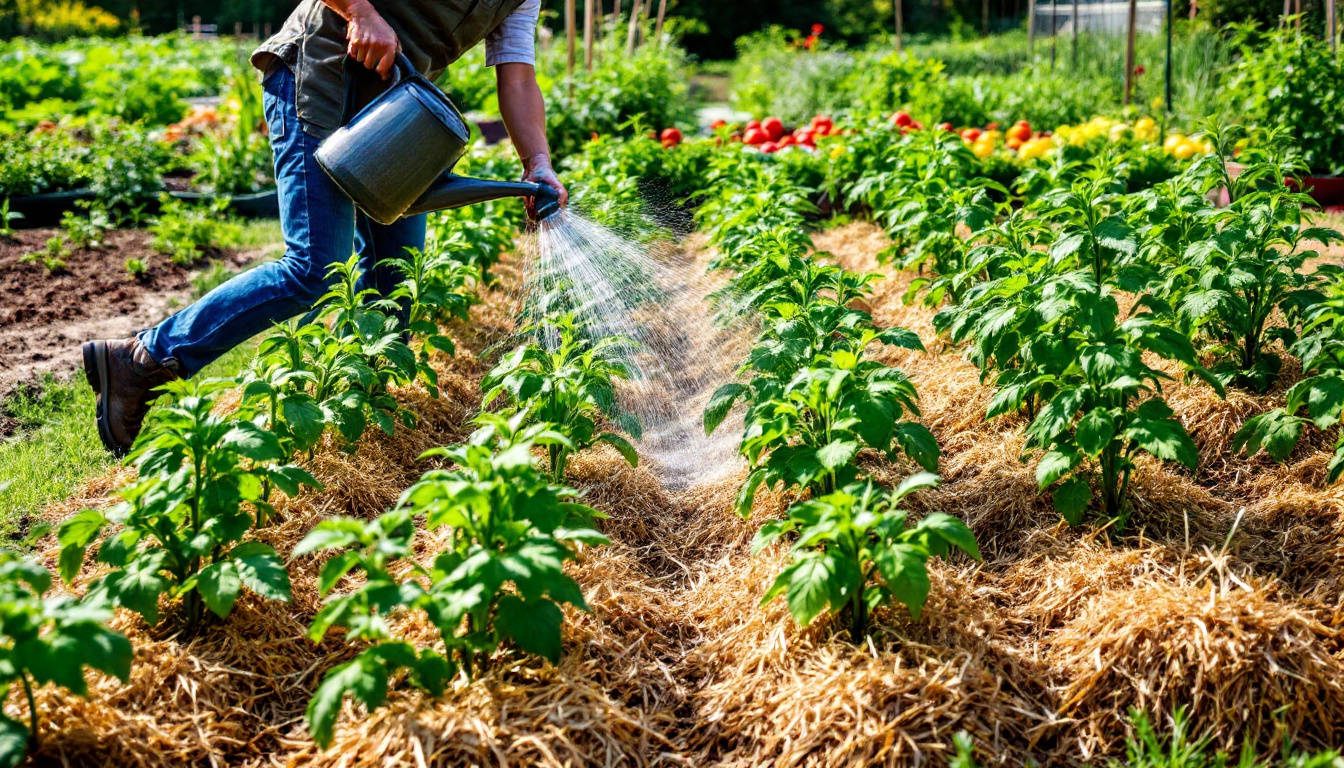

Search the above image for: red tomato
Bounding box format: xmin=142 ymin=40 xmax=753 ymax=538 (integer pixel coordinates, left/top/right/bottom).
xmin=778 ymin=135 xmax=795 ymax=147
xmin=710 ymin=119 xmax=727 ymax=130
xmin=937 ymin=122 xmax=954 ymax=132
xmin=1006 ymin=123 xmax=1030 ymax=142
xmin=960 ymin=127 xmax=982 ymax=141
xmin=743 ymin=128 xmax=768 ymax=146
xmin=795 ymin=129 xmax=815 ymax=146
xmin=661 ymin=138 xmax=678 ymax=149
xmin=892 ymin=111 xmax=913 ymax=128
xmin=760 ymin=141 xmax=780 ymax=153
xmin=746 ymin=119 xmax=761 ymax=132
xmin=762 ymin=116 xmax=785 ymax=141
xmin=911 ymin=120 xmax=924 ymax=130
xmin=986 ymin=121 xmax=999 ymax=130
xmin=811 ymin=114 xmax=833 ymax=129
xmin=660 ymin=127 xmax=682 ymax=145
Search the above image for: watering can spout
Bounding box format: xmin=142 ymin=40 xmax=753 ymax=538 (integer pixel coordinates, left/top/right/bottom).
xmin=404 ymin=173 xmax=563 ymax=222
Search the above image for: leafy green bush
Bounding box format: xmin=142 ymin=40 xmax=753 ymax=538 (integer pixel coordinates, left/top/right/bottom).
xmin=1227 ymin=25 xmax=1344 ymax=175
xmin=0 ymin=35 xmax=232 ymax=130
xmin=482 ymin=314 xmax=641 ymax=482
xmin=753 ymin=478 xmax=980 ymax=637
xmin=538 ymin=35 xmax=698 ymax=157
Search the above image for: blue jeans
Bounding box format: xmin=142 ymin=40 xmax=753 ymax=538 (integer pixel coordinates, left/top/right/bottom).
xmin=139 ymin=62 xmax=426 ymax=376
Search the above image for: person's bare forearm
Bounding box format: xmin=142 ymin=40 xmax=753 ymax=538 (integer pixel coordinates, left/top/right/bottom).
xmin=497 ymin=62 xmax=567 ymax=209
xmin=496 ymin=63 xmax=552 ymax=165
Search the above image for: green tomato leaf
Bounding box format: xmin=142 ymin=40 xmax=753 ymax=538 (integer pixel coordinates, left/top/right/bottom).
xmin=1052 ymin=476 xmax=1092 ymax=526
xmin=197 ymin=560 xmax=242 ymax=619
xmin=230 ymin=542 xmax=292 ymax=603
xmin=495 ymin=595 xmax=564 ymax=663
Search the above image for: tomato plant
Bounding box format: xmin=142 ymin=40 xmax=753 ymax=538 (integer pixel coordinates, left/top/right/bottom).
xmin=57 ymin=378 xmax=316 ymax=627
xmin=753 ymin=476 xmax=979 ymax=638
xmin=0 ymin=553 xmax=131 ymax=768
xmin=297 ymin=421 xmax=607 ymax=748
xmin=481 ymin=314 xmax=641 ymax=482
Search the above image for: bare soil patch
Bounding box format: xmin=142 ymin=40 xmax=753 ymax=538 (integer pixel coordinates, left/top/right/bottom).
xmin=0 ymin=228 xmax=264 ymax=407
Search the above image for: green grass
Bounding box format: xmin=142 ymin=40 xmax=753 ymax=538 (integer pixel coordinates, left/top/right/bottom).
xmin=235 ymin=217 xmax=284 ymax=250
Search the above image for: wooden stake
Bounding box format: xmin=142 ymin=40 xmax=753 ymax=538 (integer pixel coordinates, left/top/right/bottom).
xmin=625 ymin=0 xmax=641 ymax=54
xmin=983 ymin=0 xmax=990 ymax=36
xmin=612 ymin=0 xmax=621 ymax=37
xmin=584 ymin=0 xmax=593 ymax=70
xmin=1123 ymin=0 xmax=1138 ymax=105
xmin=654 ymin=0 xmax=668 ymax=45
xmin=1071 ymin=0 xmax=1079 ymax=68
xmin=1328 ymin=0 xmax=1337 ymax=53
xmin=895 ymin=0 xmax=904 ymax=52
xmin=1050 ymin=0 xmax=1057 ymax=69
xmin=892 ymin=0 xmax=903 ymax=51
xmin=565 ymin=0 xmax=576 ymax=90
xmin=1027 ymin=0 xmax=1036 ymax=60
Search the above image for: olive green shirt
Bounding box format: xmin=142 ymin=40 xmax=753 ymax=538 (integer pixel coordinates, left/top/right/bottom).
xmin=252 ymin=0 xmax=526 ymax=138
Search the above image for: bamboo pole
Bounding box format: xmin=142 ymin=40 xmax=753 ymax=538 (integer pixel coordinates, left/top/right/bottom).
xmin=625 ymin=0 xmax=641 ymax=54
xmin=895 ymin=0 xmax=904 ymax=52
xmin=584 ymin=0 xmax=593 ymax=70
xmin=653 ymin=0 xmax=668 ymax=46
xmin=1123 ymin=0 xmax=1138 ymax=105
xmin=1028 ymin=0 xmax=1036 ymax=60
xmin=565 ymin=0 xmax=576 ymax=91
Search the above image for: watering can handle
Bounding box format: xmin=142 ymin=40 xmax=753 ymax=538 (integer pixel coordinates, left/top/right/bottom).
xmin=339 ymin=51 xmax=419 ymax=126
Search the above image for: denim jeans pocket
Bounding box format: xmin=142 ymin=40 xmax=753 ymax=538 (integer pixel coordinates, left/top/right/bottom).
xmin=261 ymin=59 xmax=290 ymax=141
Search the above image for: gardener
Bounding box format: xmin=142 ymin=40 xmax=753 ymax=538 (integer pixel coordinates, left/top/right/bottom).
xmin=81 ymin=0 xmax=565 ymax=456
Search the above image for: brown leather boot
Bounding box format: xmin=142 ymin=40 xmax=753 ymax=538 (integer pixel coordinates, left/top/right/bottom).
xmin=81 ymin=338 xmax=182 ymax=457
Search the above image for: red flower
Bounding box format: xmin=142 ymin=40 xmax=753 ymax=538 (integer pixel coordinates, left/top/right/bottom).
xmin=803 ymin=34 xmax=819 ymax=50
xmin=1135 ymin=65 xmax=1146 ymax=76
xmin=811 ymin=23 xmax=825 ymax=35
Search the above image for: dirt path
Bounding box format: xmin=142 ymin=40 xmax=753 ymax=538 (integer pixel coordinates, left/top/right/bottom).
xmin=0 ymin=228 xmax=272 ymax=407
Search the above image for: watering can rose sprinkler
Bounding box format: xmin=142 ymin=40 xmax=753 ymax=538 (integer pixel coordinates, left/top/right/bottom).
xmin=315 ymin=54 xmax=562 ymax=226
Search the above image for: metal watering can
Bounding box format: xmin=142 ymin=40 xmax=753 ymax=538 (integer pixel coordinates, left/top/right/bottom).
xmin=315 ymin=54 xmax=561 ymax=226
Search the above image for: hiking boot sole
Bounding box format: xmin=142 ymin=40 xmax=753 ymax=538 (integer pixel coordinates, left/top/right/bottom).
xmin=82 ymin=340 xmax=126 ymax=457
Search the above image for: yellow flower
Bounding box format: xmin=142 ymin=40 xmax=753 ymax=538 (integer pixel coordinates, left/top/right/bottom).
xmin=829 ymin=145 xmax=845 ymax=159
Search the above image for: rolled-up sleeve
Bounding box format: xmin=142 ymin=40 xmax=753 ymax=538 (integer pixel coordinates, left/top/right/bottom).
xmin=485 ymin=0 xmax=540 ymax=67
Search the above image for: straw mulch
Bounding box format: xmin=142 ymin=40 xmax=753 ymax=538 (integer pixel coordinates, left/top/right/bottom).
xmin=20 ymin=220 xmax=1344 ymax=766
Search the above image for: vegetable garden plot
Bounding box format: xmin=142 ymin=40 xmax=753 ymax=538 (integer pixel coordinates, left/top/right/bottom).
xmin=15 ymin=113 xmax=1344 ymax=768
xmin=23 ymin=214 xmax=1343 ymax=766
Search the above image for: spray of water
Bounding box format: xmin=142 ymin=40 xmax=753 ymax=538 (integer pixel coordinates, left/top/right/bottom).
xmin=508 ymin=207 xmax=753 ymax=489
